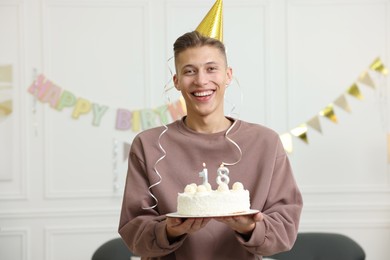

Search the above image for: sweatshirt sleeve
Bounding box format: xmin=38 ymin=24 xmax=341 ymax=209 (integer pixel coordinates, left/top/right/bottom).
xmin=118 ymin=137 xmax=186 ymax=257
xmin=237 ymin=139 xmax=303 ymax=256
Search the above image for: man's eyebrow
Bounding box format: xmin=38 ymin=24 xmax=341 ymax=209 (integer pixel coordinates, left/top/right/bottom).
xmin=182 ymin=64 xmax=195 ymax=69
xmin=182 ymin=61 xmax=219 ymax=68
xmin=205 ymin=61 xmax=218 ymax=66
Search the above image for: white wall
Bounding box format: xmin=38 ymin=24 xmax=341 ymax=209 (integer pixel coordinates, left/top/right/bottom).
xmin=0 ymin=0 xmax=389 ymax=259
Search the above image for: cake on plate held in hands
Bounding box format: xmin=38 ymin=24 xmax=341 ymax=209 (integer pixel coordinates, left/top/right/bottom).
xmin=176 ymin=164 xmax=251 ymax=216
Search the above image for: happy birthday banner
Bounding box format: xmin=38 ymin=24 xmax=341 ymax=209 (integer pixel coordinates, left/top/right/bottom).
xmin=27 ymin=74 xmax=186 ymax=132
xmin=0 ymin=65 xmax=13 ymax=120
xmin=279 ymin=57 xmax=388 ymax=153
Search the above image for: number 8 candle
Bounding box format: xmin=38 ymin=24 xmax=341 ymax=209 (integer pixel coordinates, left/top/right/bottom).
xmin=216 ymin=164 xmax=230 ymax=185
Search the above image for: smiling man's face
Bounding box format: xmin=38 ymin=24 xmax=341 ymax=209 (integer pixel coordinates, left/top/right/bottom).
xmin=173 ymin=45 xmax=232 ymax=119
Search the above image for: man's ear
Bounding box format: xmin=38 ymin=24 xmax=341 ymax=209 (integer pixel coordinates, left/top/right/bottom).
xmin=173 ymin=74 xmax=180 ymax=91
xmin=226 ymin=67 xmax=233 ymax=86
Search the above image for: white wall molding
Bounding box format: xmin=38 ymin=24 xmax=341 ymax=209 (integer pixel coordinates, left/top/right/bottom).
xmin=0 ymin=227 xmax=29 ymax=260
xmin=0 ymin=207 xmax=120 ymax=219
xmin=300 ymin=220 xmax=390 ymax=229
xmin=303 ymin=203 xmax=390 ymax=211
xmin=40 ymin=0 xmax=150 ymax=199
xmin=44 ymin=225 xmax=118 ymax=260
xmin=301 ymin=204 xmax=390 ymax=225
xmin=0 ymin=0 xmax=28 ymax=201
xmin=288 ymin=0 xmax=389 ymax=5
xmin=301 ymin=185 xmax=390 ymax=194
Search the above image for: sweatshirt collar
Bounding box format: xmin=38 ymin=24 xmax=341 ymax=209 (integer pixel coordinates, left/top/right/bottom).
xmin=176 ymin=116 xmax=240 ymax=138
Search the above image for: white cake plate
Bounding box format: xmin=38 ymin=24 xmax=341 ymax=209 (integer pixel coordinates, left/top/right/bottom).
xmin=166 ymin=209 xmax=259 ymax=218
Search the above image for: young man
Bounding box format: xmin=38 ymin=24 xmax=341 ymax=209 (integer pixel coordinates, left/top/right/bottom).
xmin=119 ymin=31 xmax=303 ymax=260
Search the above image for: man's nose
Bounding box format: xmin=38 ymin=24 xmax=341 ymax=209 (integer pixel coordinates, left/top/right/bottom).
xmin=194 ymin=70 xmax=209 ymax=85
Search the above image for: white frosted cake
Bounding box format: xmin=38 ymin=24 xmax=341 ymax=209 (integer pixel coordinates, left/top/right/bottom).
xmin=177 ymin=182 xmax=250 ymax=216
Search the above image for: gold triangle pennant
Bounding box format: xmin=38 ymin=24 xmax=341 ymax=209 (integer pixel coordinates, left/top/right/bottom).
xmin=369 ymin=57 xmax=388 ymax=75
xmin=290 ymin=124 xmax=309 ymax=144
xmin=357 ymin=71 xmax=376 ymax=88
xmin=319 ymin=104 xmax=338 ymax=123
xmin=279 ymin=133 xmax=293 ymax=153
xmin=334 ymin=94 xmax=351 ymax=113
xmin=347 ymin=83 xmax=364 ymax=100
xmin=0 ymin=99 xmax=12 ymax=116
xmin=306 ymin=115 xmax=322 ymax=133
xmin=196 ymin=0 xmax=223 ymax=42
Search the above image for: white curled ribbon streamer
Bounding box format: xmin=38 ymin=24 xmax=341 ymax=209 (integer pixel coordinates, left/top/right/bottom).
xmin=222 ymin=76 xmax=244 ymax=167
xmin=222 ymin=120 xmax=242 ymax=167
xmin=142 ymin=60 xmax=174 ymax=210
xmin=142 ymin=123 xmax=168 ymax=210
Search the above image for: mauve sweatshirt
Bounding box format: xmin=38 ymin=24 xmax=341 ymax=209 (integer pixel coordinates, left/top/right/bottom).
xmin=119 ymin=117 xmax=303 ymax=260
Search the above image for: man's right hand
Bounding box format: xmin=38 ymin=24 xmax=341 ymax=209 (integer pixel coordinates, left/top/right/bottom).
xmin=166 ymin=217 xmax=211 ymax=242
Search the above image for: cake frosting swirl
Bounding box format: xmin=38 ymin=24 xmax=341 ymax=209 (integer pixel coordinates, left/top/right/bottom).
xmin=177 ymin=182 xmax=250 ymax=216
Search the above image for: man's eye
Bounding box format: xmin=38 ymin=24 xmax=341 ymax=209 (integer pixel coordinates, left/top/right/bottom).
xmin=184 ymin=69 xmax=195 ymax=74
xmin=208 ymin=67 xmax=218 ymax=72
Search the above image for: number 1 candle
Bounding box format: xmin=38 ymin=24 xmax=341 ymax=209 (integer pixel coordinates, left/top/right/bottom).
xmin=199 ymin=162 xmax=208 ymax=185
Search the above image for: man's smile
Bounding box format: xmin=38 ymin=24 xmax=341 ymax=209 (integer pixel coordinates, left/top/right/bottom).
xmin=192 ymin=90 xmax=214 ymax=97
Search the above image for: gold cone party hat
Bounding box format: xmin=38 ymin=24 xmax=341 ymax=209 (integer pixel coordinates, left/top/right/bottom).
xmin=196 ymin=0 xmax=223 ymax=42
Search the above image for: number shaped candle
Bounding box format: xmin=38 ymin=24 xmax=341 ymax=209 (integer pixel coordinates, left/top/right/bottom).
xmin=216 ymin=164 xmax=230 ymax=185
xmin=199 ymin=162 xmax=208 ymax=185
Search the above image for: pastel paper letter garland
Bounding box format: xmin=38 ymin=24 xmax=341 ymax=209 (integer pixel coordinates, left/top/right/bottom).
xmin=28 ymin=74 xmax=186 ymax=131
xmin=0 ymin=65 xmax=13 ymax=120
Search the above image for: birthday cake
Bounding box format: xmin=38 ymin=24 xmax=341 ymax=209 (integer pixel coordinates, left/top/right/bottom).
xmin=177 ymin=181 xmax=250 ymax=216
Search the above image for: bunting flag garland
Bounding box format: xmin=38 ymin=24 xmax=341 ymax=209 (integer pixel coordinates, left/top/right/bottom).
xmin=27 ymin=74 xmax=187 ymax=132
xmin=281 ymin=57 xmax=388 ymax=154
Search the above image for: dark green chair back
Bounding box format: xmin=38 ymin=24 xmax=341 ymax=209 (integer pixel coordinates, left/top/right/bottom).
xmin=92 ymin=237 xmax=134 ymax=260
xmin=269 ymin=232 xmax=365 ymax=260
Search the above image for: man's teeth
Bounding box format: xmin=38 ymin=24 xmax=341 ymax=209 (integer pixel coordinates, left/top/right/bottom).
xmin=193 ymin=91 xmax=213 ymax=97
